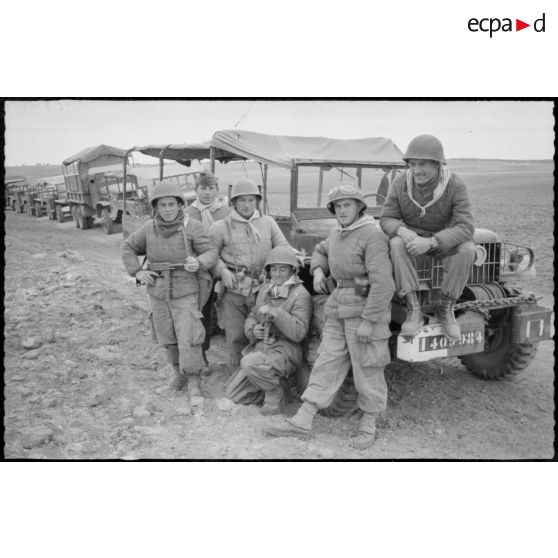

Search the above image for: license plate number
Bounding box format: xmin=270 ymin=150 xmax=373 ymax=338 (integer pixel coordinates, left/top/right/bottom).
xmin=419 ymin=330 xmax=484 ymax=352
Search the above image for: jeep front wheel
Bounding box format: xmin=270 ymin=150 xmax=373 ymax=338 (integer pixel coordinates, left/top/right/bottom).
xmin=459 ymin=319 xmax=538 ymax=380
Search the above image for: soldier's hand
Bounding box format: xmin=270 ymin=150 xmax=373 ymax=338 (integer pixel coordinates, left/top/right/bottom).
xmin=313 ymin=267 xmax=327 ymax=294
xmin=184 ymin=256 xmax=200 ymax=272
xmin=356 ymin=319 xmax=374 ymax=344
xmin=252 ymin=324 xmax=265 ymax=340
xmin=221 ymin=268 xmax=234 ymax=290
xmin=259 ymin=305 xmax=278 ymax=320
xmin=136 ymin=270 xmax=158 ymax=286
xmin=406 ymin=236 xmax=431 ymax=257
xmin=397 ymin=227 xmax=418 ymax=246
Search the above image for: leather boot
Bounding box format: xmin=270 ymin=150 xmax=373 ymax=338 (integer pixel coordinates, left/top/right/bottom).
xmin=169 ymin=364 xmax=187 ymax=391
xmin=260 ymin=386 xmax=283 ymax=416
xmin=349 ymin=412 xmax=378 ymax=450
xmin=264 ymin=401 xmax=317 ymax=440
xmin=435 ymin=293 xmax=461 ymax=341
xmin=401 ymin=291 xmax=423 ymax=337
xmin=187 ymin=375 xmax=203 ymax=399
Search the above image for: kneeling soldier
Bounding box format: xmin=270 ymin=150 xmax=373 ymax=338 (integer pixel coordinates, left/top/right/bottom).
xmin=265 ymin=184 xmax=395 ymax=450
xmin=228 ymin=246 xmax=312 ymax=415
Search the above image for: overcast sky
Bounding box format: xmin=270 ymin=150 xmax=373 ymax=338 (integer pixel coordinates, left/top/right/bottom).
xmin=4 ymin=100 xmax=554 ymax=166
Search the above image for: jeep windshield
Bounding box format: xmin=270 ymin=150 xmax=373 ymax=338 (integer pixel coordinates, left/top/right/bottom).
xmin=293 ymin=164 xmax=405 ymax=232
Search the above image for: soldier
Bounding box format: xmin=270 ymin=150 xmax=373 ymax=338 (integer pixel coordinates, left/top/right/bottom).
xmin=186 ymin=170 xmax=230 ymax=374
xmin=377 ymin=167 xmax=401 ymax=204
xmin=210 ymin=178 xmax=290 ymax=371
xmin=265 ymin=184 xmax=395 ymax=450
xmin=226 ymin=246 xmax=312 ymax=415
xmin=121 ymin=181 xmax=218 ymax=411
xmin=186 ymin=170 xmax=230 ymax=226
xmin=379 ymin=135 xmax=475 ymax=340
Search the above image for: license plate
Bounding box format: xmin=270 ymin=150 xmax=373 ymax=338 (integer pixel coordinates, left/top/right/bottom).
xmin=419 ymin=330 xmax=484 ymax=352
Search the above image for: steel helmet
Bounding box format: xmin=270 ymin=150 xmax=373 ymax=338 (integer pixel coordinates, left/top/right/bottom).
xmin=326 ymin=183 xmax=367 ymax=214
xmin=264 ymin=246 xmax=299 ymax=272
xmin=230 ymin=178 xmax=262 ymax=201
xmin=150 ymin=180 xmax=186 ymax=208
xmin=403 ymin=134 xmax=446 ymax=164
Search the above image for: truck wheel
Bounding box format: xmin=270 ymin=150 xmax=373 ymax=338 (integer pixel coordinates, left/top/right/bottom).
xmin=77 ymin=209 xmax=90 ymax=230
xmin=459 ymin=321 xmax=538 ymax=380
xmin=101 ymin=209 xmax=114 ymax=234
xmin=71 ymin=206 xmax=80 ymax=228
xmin=56 ymin=206 xmax=65 ymax=222
xmin=35 ymin=202 xmax=42 ymax=217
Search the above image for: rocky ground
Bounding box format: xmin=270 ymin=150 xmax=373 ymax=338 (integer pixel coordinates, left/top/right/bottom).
xmin=3 ymin=211 xmax=555 ymax=460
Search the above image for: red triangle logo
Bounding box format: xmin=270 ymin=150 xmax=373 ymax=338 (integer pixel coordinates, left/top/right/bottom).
xmin=516 ymin=19 xmax=530 ymax=31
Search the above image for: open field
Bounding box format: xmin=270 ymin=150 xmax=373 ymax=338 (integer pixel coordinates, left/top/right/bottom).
xmin=3 ymin=159 xmax=554 ymax=460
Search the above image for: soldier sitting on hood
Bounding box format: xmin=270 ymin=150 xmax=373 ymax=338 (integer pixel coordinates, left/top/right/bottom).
xmin=380 ymin=134 xmax=475 ymax=341
xmin=225 ymin=246 xmax=312 ymax=415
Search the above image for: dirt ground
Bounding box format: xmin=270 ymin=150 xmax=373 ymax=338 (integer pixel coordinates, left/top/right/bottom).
xmin=3 ymin=211 xmax=555 ymax=460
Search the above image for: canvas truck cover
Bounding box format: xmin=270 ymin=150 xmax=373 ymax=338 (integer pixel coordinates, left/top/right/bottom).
xmin=136 ymin=142 xmax=240 ymax=165
xmin=210 ymin=130 xmax=407 ymax=169
xmin=62 ymin=144 xmax=128 ymax=166
xmin=104 ymin=162 xmax=200 ymax=181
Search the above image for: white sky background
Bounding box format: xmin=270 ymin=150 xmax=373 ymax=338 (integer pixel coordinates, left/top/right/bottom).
xmin=4 ymin=100 xmax=554 ymax=165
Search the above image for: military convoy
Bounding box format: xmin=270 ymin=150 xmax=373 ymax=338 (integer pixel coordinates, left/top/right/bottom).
xmin=6 ymin=131 xmax=552 ymax=414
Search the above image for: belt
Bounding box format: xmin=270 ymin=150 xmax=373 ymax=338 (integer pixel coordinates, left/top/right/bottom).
xmin=337 ymin=279 xmax=365 ymax=288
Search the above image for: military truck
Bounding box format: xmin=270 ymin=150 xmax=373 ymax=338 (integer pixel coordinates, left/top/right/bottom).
xmin=5 ymin=178 xmax=28 ymax=213
xmin=33 ymin=175 xmax=70 ymax=220
xmin=61 ymin=144 xmax=128 ymax=230
xmin=203 ymin=129 xmax=552 ymax=415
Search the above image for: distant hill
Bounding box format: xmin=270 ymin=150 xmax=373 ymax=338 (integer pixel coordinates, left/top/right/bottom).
xmin=5 ymin=159 xmax=553 ymax=185
xmin=5 ymin=164 xmax=63 ymax=184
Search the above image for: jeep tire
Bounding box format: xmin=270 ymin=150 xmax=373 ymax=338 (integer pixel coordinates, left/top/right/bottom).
xmin=459 ymin=319 xmax=538 ymax=380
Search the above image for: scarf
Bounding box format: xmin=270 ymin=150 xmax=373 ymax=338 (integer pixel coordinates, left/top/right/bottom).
xmin=230 ymin=208 xmax=262 ymax=243
xmin=191 ymin=198 xmax=225 ymax=228
xmin=153 ymin=208 xmax=185 ymax=238
xmin=337 ymin=214 xmax=377 ymax=232
xmin=265 ymin=274 xmax=300 ymax=299
xmin=406 ymin=166 xmax=451 ymax=218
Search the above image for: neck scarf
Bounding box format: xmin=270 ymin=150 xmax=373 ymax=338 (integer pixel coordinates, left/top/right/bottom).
xmin=337 ymin=214 xmax=377 ymax=232
xmin=191 ymin=197 xmax=225 ymax=228
xmin=405 ymin=166 xmax=451 ymax=218
xmin=154 ymin=208 xmax=185 ymax=238
xmin=265 ymin=274 xmax=299 ymax=299
xmin=231 ymin=208 xmax=262 ymax=243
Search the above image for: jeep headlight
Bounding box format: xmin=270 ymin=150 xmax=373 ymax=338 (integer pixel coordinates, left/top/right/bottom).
xmin=500 ymin=243 xmax=536 ymax=278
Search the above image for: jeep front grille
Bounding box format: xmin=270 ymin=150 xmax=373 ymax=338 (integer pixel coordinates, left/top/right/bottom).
xmin=415 ymin=242 xmax=501 ymax=288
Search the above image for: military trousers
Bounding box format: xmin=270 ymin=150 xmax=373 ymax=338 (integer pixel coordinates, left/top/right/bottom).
xmin=390 ymin=237 xmax=476 ymax=299
xmin=241 ymin=347 xmax=293 ymax=391
xmin=302 ymin=316 xmax=389 ymax=414
xmin=217 ymin=291 xmax=256 ymax=367
xmin=150 ymin=293 xmax=205 ymax=376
